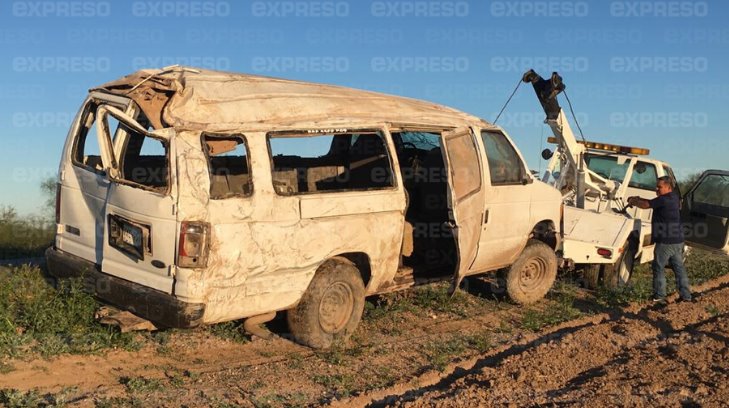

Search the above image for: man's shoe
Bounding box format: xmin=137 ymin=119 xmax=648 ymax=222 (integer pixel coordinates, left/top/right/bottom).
xmin=677 ymin=297 xmax=695 ymax=303
xmin=652 ymin=298 xmax=667 ymax=306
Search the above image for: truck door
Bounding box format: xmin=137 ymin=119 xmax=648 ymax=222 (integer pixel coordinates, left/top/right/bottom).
xmin=440 ymin=128 xmax=485 ymax=292
xmin=94 ymin=105 xmax=177 ymax=294
xmin=682 ymin=170 xmax=729 ymax=255
xmin=57 ymin=93 xmax=132 ymax=265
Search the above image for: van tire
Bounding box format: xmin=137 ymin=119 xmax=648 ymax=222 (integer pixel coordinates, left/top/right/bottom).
xmin=505 ymin=240 xmax=558 ymax=305
xmin=286 ymin=259 xmax=365 ymax=349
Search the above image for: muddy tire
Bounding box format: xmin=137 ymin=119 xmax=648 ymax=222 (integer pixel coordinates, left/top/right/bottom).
xmin=286 ymin=259 xmax=365 ymax=349
xmin=505 ymin=240 xmax=558 ymax=305
xmin=603 ymin=241 xmax=637 ymax=289
xmin=582 ymin=264 xmax=601 ymax=290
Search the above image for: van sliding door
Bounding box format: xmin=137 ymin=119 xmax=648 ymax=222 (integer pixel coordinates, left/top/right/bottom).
xmin=440 ymin=128 xmax=485 ymax=293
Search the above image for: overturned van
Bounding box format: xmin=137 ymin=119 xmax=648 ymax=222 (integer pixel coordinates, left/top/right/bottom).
xmin=46 ymin=67 xmax=562 ymax=348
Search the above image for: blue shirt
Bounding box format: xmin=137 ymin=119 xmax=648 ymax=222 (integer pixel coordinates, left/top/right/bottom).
xmin=649 ymin=191 xmax=684 ymax=244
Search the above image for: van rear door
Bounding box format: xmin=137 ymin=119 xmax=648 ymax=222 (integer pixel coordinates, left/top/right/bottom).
xmin=440 ymin=128 xmax=485 ymax=292
xmin=682 ymin=170 xmax=729 ymax=255
xmin=57 ymin=93 xmax=132 ymax=265
xmin=94 ymin=105 xmax=177 ymax=293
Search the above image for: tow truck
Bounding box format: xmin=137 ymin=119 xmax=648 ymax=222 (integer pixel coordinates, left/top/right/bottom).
xmin=522 ymin=70 xmax=729 ymax=287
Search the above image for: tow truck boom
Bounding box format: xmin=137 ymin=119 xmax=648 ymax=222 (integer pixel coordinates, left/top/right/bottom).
xmin=522 ymin=70 xmax=617 ymax=209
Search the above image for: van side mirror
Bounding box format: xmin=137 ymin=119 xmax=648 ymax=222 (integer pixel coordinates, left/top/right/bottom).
xmin=541 ymin=149 xmax=553 ymax=160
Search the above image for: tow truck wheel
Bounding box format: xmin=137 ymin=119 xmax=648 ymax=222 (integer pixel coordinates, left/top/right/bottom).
xmin=582 ymin=264 xmax=601 ymax=290
xmin=505 ymin=240 xmax=558 ymax=305
xmin=603 ymin=242 xmax=637 ymax=288
xmin=286 ymin=258 xmax=365 ymax=349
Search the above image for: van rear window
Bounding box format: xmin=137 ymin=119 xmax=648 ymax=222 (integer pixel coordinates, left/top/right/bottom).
xmin=119 ymin=128 xmax=169 ymax=191
xmin=203 ymin=135 xmax=252 ymax=199
xmin=268 ymin=131 xmax=394 ymax=195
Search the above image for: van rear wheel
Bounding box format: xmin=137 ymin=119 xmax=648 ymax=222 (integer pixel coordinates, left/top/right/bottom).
xmin=286 ymin=259 xmax=365 ymax=349
xmin=504 ymin=240 xmax=558 ymax=305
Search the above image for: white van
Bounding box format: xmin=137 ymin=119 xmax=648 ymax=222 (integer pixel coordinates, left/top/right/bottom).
xmin=46 ymin=67 xmax=562 ymax=348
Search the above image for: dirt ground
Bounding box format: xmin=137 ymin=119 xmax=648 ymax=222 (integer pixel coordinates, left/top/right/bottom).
xmin=1 ymin=272 xmax=728 ymax=407
xmin=352 ymin=275 xmax=729 ymax=408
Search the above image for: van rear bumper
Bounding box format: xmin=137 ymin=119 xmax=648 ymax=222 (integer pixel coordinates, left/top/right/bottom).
xmin=45 ymin=247 xmax=205 ymax=328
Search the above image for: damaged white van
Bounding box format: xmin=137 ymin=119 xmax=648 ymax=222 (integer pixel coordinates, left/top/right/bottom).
xmin=47 ymin=66 xmax=562 ymax=348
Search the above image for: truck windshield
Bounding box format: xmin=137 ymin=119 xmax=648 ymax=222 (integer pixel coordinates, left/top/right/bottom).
xmin=584 ymin=154 xmax=628 ymax=183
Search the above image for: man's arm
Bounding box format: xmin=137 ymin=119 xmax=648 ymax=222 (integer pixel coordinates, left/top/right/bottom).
xmin=627 ymin=196 xmax=652 ymax=209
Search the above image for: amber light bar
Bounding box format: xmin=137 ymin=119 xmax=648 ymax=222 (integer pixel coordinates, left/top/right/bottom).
xmin=546 ymin=137 xmax=650 ymax=155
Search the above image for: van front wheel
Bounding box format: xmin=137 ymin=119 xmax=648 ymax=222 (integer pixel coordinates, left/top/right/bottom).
xmin=505 ymin=240 xmax=558 ymax=305
xmin=287 ymin=259 xmax=365 ymax=349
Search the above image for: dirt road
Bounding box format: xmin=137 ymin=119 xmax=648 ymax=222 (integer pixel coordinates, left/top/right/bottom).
xmin=1 ymin=272 xmax=728 ymax=407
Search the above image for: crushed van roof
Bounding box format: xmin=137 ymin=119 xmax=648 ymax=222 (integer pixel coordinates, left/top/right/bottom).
xmin=93 ymin=66 xmax=491 ymax=131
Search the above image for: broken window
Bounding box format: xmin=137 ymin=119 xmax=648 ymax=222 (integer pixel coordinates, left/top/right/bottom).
xmin=481 ymin=131 xmax=525 ymax=185
xmin=203 ymin=135 xmax=252 ymax=199
xmin=268 ymin=131 xmax=394 ymax=195
xmin=73 ymin=101 xmax=121 ymax=174
xmin=118 ymin=128 xmax=169 ymax=191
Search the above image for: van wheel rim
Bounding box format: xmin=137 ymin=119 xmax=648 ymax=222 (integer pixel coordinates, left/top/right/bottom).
xmin=519 ymin=257 xmax=547 ymax=291
xmin=319 ymin=282 xmax=354 ymax=334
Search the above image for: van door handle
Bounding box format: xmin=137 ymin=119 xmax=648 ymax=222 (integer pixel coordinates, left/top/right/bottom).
xmin=483 ymin=210 xmax=489 ymax=224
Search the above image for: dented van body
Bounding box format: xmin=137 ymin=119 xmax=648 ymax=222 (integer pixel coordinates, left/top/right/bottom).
xmin=46 ymin=67 xmax=562 ymax=348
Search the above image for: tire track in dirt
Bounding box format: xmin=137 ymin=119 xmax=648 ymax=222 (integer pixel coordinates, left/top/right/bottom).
xmin=0 ymin=288 xmax=528 ymax=394
xmin=335 ymin=273 xmax=729 ymax=407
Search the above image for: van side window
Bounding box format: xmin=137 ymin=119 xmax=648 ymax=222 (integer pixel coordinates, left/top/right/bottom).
xmin=119 ymin=127 xmax=169 ymax=191
xmin=268 ymin=131 xmax=394 ymax=195
xmin=628 ymin=161 xmax=657 ymax=191
xmin=73 ymin=102 xmax=121 ymax=174
xmin=481 ymin=131 xmax=524 ymax=185
xmin=203 ymin=135 xmax=252 ymax=199
xmin=445 ymin=131 xmax=481 ymax=200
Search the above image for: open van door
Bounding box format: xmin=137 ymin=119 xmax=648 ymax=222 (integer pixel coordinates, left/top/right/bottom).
xmin=94 ymin=105 xmax=177 ymax=294
xmin=56 ymin=93 xmax=131 ymax=266
xmin=441 ymin=128 xmax=485 ymax=293
xmin=682 ymin=170 xmax=729 ymax=255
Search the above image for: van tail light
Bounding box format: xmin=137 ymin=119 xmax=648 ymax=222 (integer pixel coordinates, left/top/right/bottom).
xmin=55 ymin=183 xmax=61 ymax=224
xmin=177 ymin=222 xmax=210 ymax=268
xmin=597 ymin=248 xmax=612 ymax=258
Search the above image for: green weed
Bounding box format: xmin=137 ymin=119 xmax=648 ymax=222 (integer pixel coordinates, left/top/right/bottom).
xmin=422 ymin=337 xmax=467 ymax=371
xmin=0 ymin=387 xmax=75 ymax=408
xmin=0 ymin=265 xmax=140 ymax=358
xmin=521 ymin=282 xmax=582 ymax=332
xmin=312 ymin=373 xmax=357 ymax=397
xmin=120 ymin=376 xmax=164 ymax=394
xmin=208 ymin=320 xmax=249 ymax=344
xmin=705 ymin=304 xmax=720 ymax=317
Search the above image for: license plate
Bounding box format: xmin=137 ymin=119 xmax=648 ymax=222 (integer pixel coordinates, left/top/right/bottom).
xmin=109 ymin=214 xmax=150 ymax=260
xmin=121 ymin=224 xmax=142 ymax=248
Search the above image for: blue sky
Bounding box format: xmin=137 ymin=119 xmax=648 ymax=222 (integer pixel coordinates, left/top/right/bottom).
xmin=1 ymin=0 xmax=727 ymax=214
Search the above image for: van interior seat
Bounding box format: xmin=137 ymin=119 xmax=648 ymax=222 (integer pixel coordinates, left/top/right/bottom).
xmin=209 ymin=156 xmax=251 ymax=197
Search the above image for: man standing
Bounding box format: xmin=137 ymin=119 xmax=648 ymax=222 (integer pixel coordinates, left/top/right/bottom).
xmin=628 ymin=176 xmax=693 ymax=303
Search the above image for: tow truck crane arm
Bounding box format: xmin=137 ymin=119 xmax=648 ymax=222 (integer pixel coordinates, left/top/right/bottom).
xmin=522 ymin=69 xmax=616 ymax=208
